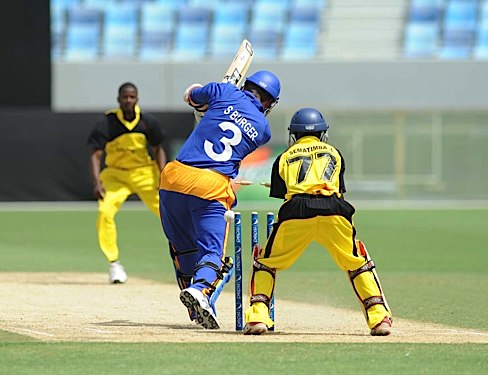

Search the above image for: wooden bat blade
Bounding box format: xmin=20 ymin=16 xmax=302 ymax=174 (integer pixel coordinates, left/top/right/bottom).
xmin=222 ymin=39 xmax=254 ymax=87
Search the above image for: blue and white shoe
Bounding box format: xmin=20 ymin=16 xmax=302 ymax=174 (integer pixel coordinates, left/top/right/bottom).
xmin=180 ymin=287 xmax=220 ymax=329
xmin=209 ymin=257 xmax=234 ymax=315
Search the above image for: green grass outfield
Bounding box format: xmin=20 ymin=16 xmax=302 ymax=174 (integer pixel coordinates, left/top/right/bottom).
xmin=0 ymin=204 xmax=487 ymax=374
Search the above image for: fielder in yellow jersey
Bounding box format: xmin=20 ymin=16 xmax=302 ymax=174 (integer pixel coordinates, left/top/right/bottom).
xmin=244 ymin=108 xmax=393 ymax=336
xmin=88 ymin=82 xmax=167 ymax=284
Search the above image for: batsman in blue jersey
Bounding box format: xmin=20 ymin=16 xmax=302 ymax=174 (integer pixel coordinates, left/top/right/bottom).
xmin=159 ymin=71 xmax=281 ymax=329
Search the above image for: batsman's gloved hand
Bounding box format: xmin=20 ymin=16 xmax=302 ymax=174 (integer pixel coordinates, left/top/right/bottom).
xmin=183 ymin=83 xmax=203 ymax=104
xmin=184 ymin=83 xmax=209 ymax=117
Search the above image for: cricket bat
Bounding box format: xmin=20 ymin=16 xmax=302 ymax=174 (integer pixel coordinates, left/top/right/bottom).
xmin=222 ymin=39 xmax=254 ymax=86
xmin=194 ymin=39 xmax=254 ymax=124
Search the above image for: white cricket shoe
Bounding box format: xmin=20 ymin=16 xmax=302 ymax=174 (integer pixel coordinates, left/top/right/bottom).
xmin=179 ymin=287 xmax=220 ymax=329
xmin=109 ymin=261 xmax=128 ymax=284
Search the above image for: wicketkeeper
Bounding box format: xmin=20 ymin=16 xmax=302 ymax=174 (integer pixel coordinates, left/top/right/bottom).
xmin=244 ymin=108 xmax=393 ymax=336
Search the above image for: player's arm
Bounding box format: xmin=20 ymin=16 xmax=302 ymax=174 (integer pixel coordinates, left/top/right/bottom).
xmin=153 ymin=145 xmax=167 ymax=171
xmin=269 ymin=155 xmax=287 ymax=199
xmin=89 ymin=149 xmax=105 ymax=199
xmin=337 ymin=148 xmax=347 ymax=194
xmin=145 ymin=115 xmax=167 ymax=171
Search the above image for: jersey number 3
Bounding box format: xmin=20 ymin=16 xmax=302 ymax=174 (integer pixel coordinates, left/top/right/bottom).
xmin=204 ymin=121 xmax=242 ymax=162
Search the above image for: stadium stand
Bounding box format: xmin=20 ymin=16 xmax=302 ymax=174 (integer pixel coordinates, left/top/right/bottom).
xmin=138 ymin=2 xmax=176 ymax=60
xmin=52 ymin=0 xmax=488 ymax=62
xmin=404 ymin=22 xmax=439 ymax=58
xmin=281 ymin=22 xmax=319 ymax=60
xmin=209 ymin=2 xmax=250 ymax=58
xmin=172 ymin=5 xmax=211 ymax=60
xmin=64 ymin=6 xmax=102 ymax=61
xmin=102 ymin=4 xmax=139 ymax=58
xmin=474 ymin=23 xmax=488 ymax=58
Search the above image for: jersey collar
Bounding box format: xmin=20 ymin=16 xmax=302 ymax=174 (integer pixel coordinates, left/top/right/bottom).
xmin=110 ymin=105 xmax=141 ymax=130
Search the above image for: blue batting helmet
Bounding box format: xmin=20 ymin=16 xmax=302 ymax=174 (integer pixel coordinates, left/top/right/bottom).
xmin=245 ymin=70 xmax=281 ymax=101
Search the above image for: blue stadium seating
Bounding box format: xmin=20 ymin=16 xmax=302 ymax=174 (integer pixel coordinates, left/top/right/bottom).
xmin=440 ymin=25 xmax=476 ymax=59
xmin=248 ymin=28 xmax=281 ymax=60
xmin=408 ymin=0 xmax=442 ymax=23
xmin=250 ymin=1 xmax=289 ymax=33
xmin=51 ymin=0 xmax=80 ymax=9
xmin=64 ymin=24 xmax=101 ymax=60
xmin=473 ymin=45 xmax=488 ymax=58
xmin=173 ymin=6 xmax=211 ymax=59
xmin=54 ymin=0 xmax=330 ymax=61
xmin=443 ymin=0 xmax=478 ymax=31
xmin=51 ymin=4 xmax=66 ymax=59
xmin=64 ymin=7 xmax=102 ymax=60
xmin=140 ymin=2 xmax=176 ymax=33
xmin=101 ymin=4 xmax=138 ymax=58
xmin=178 ymin=5 xmax=212 ymax=26
xmin=481 ymin=1 xmax=488 ymax=22
xmin=139 ymin=3 xmax=176 ymax=60
xmin=281 ymin=23 xmax=318 ymax=60
xmin=139 ymin=29 xmax=173 ymax=60
xmin=187 ymin=0 xmax=219 ymax=9
xmin=103 ymin=3 xmax=138 ymax=32
xmin=292 ymin=0 xmax=327 ymax=7
xmin=103 ymin=25 xmax=137 ymax=59
xmin=404 ymin=22 xmax=439 ymax=58
xmin=83 ymin=0 xmax=118 ymax=8
xmin=173 ymin=23 xmax=209 ymax=60
xmin=153 ymin=0 xmax=183 ymax=6
xmin=66 ymin=6 xmax=101 ymax=25
xmin=209 ymin=23 xmax=247 ymax=58
xmin=213 ymin=2 xmax=250 ymax=28
xmin=290 ymin=4 xmax=321 ymax=25
xmin=474 ymin=23 xmax=488 ymax=59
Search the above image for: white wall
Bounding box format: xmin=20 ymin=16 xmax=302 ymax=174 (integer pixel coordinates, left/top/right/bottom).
xmin=53 ymin=60 xmax=488 ymax=112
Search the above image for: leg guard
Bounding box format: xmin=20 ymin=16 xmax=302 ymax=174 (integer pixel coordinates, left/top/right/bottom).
xmin=246 ymin=259 xmax=276 ymax=328
xmin=348 ymin=240 xmax=392 ymax=329
xmin=169 ymin=243 xmax=199 ymax=321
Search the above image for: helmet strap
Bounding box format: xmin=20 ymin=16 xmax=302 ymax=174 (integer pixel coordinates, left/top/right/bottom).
xmin=264 ymin=99 xmax=278 ymax=117
xmin=320 ymin=130 xmax=329 ymax=143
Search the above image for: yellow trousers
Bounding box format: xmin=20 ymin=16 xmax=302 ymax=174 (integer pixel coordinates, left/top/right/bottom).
xmin=246 ymin=215 xmax=392 ymax=330
xmin=97 ymin=164 xmax=160 ymax=262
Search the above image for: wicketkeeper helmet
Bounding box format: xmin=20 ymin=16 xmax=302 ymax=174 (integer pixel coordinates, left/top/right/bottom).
xmin=288 ymin=107 xmax=329 ymax=146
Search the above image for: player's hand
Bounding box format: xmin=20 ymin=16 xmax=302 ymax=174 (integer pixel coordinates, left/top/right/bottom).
xmin=183 ymin=83 xmax=203 ymax=104
xmin=93 ymin=181 xmax=105 ymax=200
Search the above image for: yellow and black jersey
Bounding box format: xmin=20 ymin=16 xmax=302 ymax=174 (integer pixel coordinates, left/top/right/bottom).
xmin=87 ymin=105 xmax=164 ymax=170
xmin=269 ymin=136 xmax=346 ymax=201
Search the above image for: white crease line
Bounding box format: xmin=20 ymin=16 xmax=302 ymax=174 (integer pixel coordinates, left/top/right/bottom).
xmin=18 ymin=328 xmax=55 ymax=337
xmin=444 ymin=329 xmax=488 ymax=336
xmin=85 ymin=328 xmax=114 ymax=334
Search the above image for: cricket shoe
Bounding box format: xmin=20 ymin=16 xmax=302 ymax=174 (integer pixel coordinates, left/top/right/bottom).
xmin=370 ymin=316 xmax=392 ymax=336
xmin=243 ymin=322 xmax=268 ymax=335
xmin=180 ymin=287 xmax=220 ymax=329
xmin=109 ymin=261 xmax=128 ymax=284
